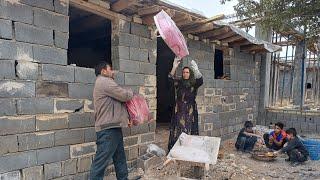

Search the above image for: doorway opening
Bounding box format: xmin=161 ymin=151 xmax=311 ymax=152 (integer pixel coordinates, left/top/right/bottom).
xmin=68 ymin=6 xmax=112 ymax=68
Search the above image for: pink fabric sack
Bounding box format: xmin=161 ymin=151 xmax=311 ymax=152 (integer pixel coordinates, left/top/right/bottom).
xmin=126 ymin=94 xmax=151 ymax=126
xmin=154 ymin=10 xmax=189 ymax=59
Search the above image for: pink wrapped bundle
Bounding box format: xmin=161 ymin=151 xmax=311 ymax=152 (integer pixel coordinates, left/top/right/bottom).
xmin=154 ymin=10 xmax=189 ymax=59
xmin=126 ymin=94 xmax=151 ymax=126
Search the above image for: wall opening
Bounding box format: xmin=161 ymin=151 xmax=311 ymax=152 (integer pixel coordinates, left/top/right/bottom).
xmin=68 ymin=6 xmax=112 ymax=68
xmin=214 ymin=49 xmax=224 ymax=79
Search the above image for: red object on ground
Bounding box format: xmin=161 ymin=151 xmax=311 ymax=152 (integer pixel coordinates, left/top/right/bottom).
xmin=126 ymin=94 xmax=151 ymax=126
xmin=154 ymin=10 xmax=189 ymax=59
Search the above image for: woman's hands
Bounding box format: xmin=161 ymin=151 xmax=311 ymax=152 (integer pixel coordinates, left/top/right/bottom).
xmin=170 ymin=57 xmax=181 ymax=76
xmin=190 ymin=60 xmax=202 ymax=79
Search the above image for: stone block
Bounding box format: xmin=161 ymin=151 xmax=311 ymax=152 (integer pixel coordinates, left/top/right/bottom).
xmin=33 ymin=45 xmax=67 ymax=65
xmin=15 ymin=22 xmax=53 ymax=45
xmin=20 ymin=0 xmax=54 ymax=10
xmin=0 ymin=151 xmax=37 ymax=173
xmin=68 ymin=112 xmax=94 ymax=128
xmin=124 ymin=73 xmax=144 ymax=86
xmin=54 ymin=31 xmax=69 ymax=49
xmin=126 ymin=145 xmax=139 ymax=161
xmin=0 ymin=98 xmax=16 ymax=116
xmin=54 ymin=0 xmax=69 ymax=15
xmin=55 ymin=99 xmax=84 ymax=113
xmin=0 ymin=40 xmax=15 ymax=59
xmin=36 ymin=114 xmax=68 ymax=131
xmin=70 ymin=142 xmax=96 ymax=158
xmin=77 ymin=156 xmax=92 ymax=173
xmin=114 ymin=71 xmax=125 ymax=85
xmin=18 ymin=132 xmax=54 ymax=151
xmin=62 ymin=159 xmax=77 ymax=176
xmin=118 ymin=19 xmax=130 ymax=33
xmin=117 ymin=46 xmax=130 ymax=60
xmin=16 ymin=61 xmax=38 ymax=80
xmin=0 ymin=115 xmax=35 ymax=136
xmin=0 ymin=1 xmax=33 ymax=24
xmin=55 ymin=129 xmax=85 ymax=146
xmin=42 ymin=64 xmax=74 ymax=82
xmin=22 ymin=166 xmax=43 ymax=180
xmin=74 ymin=67 xmax=96 ymax=84
xmin=0 ymin=60 xmax=16 ymax=79
xmin=148 ymin=50 xmax=157 ymax=64
xmin=0 ymin=171 xmax=20 ymax=180
xmin=34 ymin=9 xmax=68 ymax=32
xmin=139 ymin=62 xmax=156 ymax=75
xmin=119 ymin=59 xmax=140 ymax=73
xmin=36 ymin=81 xmax=68 ymax=97
xmin=148 ymin=121 xmax=156 ymax=132
xmin=130 ymin=123 xmax=149 ymax=135
xmin=37 ymin=146 xmax=69 ymax=165
xmin=17 ymin=98 xmax=54 ymax=115
xmin=131 ymin=22 xmax=150 ymax=38
xmin=140 ymin=37 xmax=156 ymax=51
xmin=84 ymin=127 xmax=96 ymax=142
xmin=118 ymin=33 xmax=139 ymax=48
xmin=0 ymin=135 xmax=18 ymax=155
xmin=140 ymin=133 xmax=155 ymax=143
xmin=68 ymin=83 xmax=94 ymax=99
xmin=124 ymin=136 xmax=138 ymax=147
xmin=144 ymin=75 xmax=156 ymax=87
xmin=0 ymin=80 xmax=35 ymax=98
xmin=130 ymin=47 xmax=148 ymax=62
xmin=137 ymin=153 xmax=162 ymax=171
xmin=0 ymin=19 xmax=12 ymax=39
xmin=44 ymin=162 xmax=62 ymax=179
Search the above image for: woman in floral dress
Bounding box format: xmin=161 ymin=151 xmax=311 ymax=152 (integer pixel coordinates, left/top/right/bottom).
xmin=168 ymin=58 xmax=203 ymax=151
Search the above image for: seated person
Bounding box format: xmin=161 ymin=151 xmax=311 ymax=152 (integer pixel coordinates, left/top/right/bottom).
xmin=235 ymin=121 xmax=261 ymax=152
xmin=264 ymin=122 xmax=287 ymax=150
xmin=274 ymin=128 xmax=309 ymax=166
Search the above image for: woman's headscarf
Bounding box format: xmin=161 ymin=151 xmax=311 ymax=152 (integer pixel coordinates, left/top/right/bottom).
xmin=180 ymin=67 xmax=196 ymax=89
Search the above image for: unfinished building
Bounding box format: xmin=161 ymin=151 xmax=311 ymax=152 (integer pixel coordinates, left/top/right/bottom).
xmin=0 ymin=0 xmax=317 ymax=179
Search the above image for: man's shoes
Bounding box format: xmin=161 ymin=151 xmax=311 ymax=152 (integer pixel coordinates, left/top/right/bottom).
xmin=128 ymin=175 xmax=142 ymax=180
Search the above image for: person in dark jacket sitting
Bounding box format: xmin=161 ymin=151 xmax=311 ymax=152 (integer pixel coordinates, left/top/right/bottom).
xmin=274 ymin=128 xmax=309 ymax=166
xmin=235 ymin=121 xmax=262 ymax=152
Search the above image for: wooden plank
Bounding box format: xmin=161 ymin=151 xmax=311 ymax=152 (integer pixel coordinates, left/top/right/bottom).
xmin=138 ymin=6 xmax=162 ymax=16
xmin=228 ymin=39 xmax=251 ymax=47
xmin=201 ymin=14 xmax=225 ymax=23
xmin=142 ymin=14 xmax=156 ymax=25
xmin=199 ymin=27 xmax=230 ymax=39
xmin=70 ymin=0 xmax=122 ymax=20
xmin=210 ymin=31 xmax=236 ymax=40
xmin=240 ymin=44 xmax=264 ymax=52
xmin=184 ymin=22 xmax=217 ymax=35
xmin=111 ymin=0 xmax=135 ymax=12
xmin=221 ymin=35 xmax=244 ymax=43
xmin=175 ymin=15 xmax=193 ymax=26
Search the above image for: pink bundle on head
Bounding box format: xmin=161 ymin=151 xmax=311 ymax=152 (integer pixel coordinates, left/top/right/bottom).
xmin=154 ymin=10 xmax=189 ymax=59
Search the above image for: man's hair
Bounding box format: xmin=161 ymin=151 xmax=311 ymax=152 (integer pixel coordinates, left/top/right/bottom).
xmin=95 ymin=61 xmax=112 ymax=76
xmin=286 ymin=128 xmax=297 ymax=137
xmin=275 ymin=122 xmax=284 ymax=129
xmin=244 ymin=121 xmax=253 ymax=128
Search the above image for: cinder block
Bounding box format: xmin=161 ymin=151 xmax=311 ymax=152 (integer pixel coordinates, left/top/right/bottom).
xmin=68 ymin=112 xmax=94 ymax=128
xmin=34 ymin=9 xmax=68 ymax=32
xmin=36 ymin=81 xmax=68 ymax=97
xmin=124 ymin=73 xmax=144 ymax=86
xmin=130 ymin=47 xmax=148 ymax=62
xmin=148 ymin=50 xmax=156 ymax=64
xmin=130 ymin=22 xmax=150 ymax=38
xmin=18 ymin=132 xmax=54 ymax=151
xmin=117 ymin=46 xmax=130 ymax=60
xmin=77 ymin=156 xmax=92 ymax=173
xmin=54 ymin=31 xmax=68 ymax=49
xmin=118 ymin=33 xmax=139 ymax=48
xmin=16 ymin=42 xmax=34 ymax=61
xmin=74 ymin=67 xmax=96 ymax=84
xmin=130 ymin=123 xmax=149 ymax=135
xmin=0 ymin=1 xmax=33 ymax=24
xmin=42 ymin=64 xmax=74 ymax=82
xmin=144 ymin=75 xmax=156 ymax=87
xmin=114 ymin=71 xmax=125 ymax=85
xmin=19 ymin=0 xmax=54 ymax=10
xmin=17 ymin=98 xmax=54 ymax=115
xmin=70 ymin=142 xmax=96 ymax=158
xmin=36 ymin=146 xmax=69 ymax=165
xmin=0 ymin=171 xmax=20 ymax=180
xmin=22 ymin=166 xmax=43 ymax=180
xmin=15 ymin=22 xmax=53 ymax=46
xmin=55 ymin=129 xmax=85 ymax=146
xmin=62 ymin=159 xmax=77 ymax=176
xmin=16 ymin=61 xmax=38 ymax=80
xmin=140 ymin=133 xmax=155 ymax=143
xmin=36 ymin=114 xmax=68 ymax=131
xmin=55 ymin=99 xmax=84 ymax=113
xmin=0 ymin=115 xmax=35 ymax=136
xmin=119 ymin=59 xmax=140 ymax=73
xmin=0 ymin=40 xmax=16 ymax=59
xmin=33 ymin=45 xmax=67 ymax=65
xmin=0 ymin=135 xmax=18 ymax=155
xmin=0 ymin=19 xmax=12 ymax=39
xmin=118 ymin=19 xmax=130 ymax=33
xmin=0 ymin=80 xmax=35 ymax=98
xmin=0 ymin=151 xmax=37 ymax=173
xmin=68 ymin=83 xmax=94 ymax=99
xmin=140 ymin=38 xmax=156 ymax=51
xmin=84 ymin=127 xmax=96 ymax=142
xmin=126 ymin=145 xmax=139 ymax=161
xmin=54 ymin=0 xmax=69 ymax=15
xmin=44 ymin=162 xmax=62 ymax=179
xmin=124 ymin=136 xmax=138 ymax=147
xmin=139 ymin=62 xmax=156 ymax=75
xmin=0 ymin=98 xmax=16 ymax=116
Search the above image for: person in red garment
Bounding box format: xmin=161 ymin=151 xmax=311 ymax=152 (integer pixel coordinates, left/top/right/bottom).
xmin=167 ymin=58 xmax=203 ymax=151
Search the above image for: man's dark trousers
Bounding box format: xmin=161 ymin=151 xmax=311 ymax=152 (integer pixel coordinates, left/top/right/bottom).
xmin=90 ymin=128 xmax=128 ymax=180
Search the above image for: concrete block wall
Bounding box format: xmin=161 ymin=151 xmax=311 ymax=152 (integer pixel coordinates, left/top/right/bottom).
xmin=262 ymin=109 xmax=320 ymax=134
xmin=184 ymin=39 xmax=261 ymax=140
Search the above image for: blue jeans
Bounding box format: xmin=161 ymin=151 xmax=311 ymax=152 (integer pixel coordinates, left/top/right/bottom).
xmin=236 ymin=136 xmax=257 ymax=152
xmin=90 ymin=128 xmax=128 ymax=180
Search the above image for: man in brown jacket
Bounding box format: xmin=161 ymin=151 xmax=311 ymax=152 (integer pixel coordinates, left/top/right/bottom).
xmin=90 ymin=62 xmax=133 ymax=180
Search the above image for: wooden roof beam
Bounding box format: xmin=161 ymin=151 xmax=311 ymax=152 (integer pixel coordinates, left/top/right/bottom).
xmin=221 ymin=35 xmax=245 ymax=43
xmin=210 ymin=31 xmax=236 ymax=41
xmin=138 ymin=5 xmax=162 ymax=16
xmin=199 ymin=26 xmax=229 ymax=39
xmin=240 ymin=44 xmax=263 ymax=52
xmin=111 ymin=0 xmax=136 ymax=12
xmin=228 ymin=39 xmax=251 ymax=47
xmin=175 ymin=15 xmax=193 ymax=26
xmin=184 ymin=22 xmax=217 ymax=35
